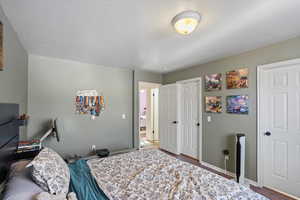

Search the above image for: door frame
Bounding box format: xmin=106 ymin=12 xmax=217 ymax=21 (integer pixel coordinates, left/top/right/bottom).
xmin=176 ymin=77 xmax=202 ymax=162
xmin=138 ymin=81 xmax=162 ymax=148
xmin=150 ymin=88 xmax=159 ymax=141
xmin=257 ymin=58 xmax=300 ymax=187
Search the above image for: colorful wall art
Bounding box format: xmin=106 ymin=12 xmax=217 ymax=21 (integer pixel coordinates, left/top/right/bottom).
xmin=226 ymin=68 xmax=249 ymax=89
xmin=226 ymin=95 xmax=248 ymax=114
xmin=205 ymin=73 xmax=222 ymax=91
xmin=75 ymin=90 xmax=105 ymax=117
xmin=205 ymin=96 xmax=222 ymax=113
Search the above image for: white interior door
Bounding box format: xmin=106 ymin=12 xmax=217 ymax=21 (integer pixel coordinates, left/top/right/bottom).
xmin=180 ymin=81 xmax=200 ymax=159
xmin=260 ymin=61 xmax=300 ymax=198
xmin=145 ymin=88 xmax=152 ymax=141
xmin=159 ymin=84 xmax=179 ymax=154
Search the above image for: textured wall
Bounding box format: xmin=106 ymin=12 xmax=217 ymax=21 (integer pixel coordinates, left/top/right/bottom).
xmin=0 ymin=6 xmax=28 ymax=139
xmin=163 ymin=36 xmax=300 ymax=181
xmin=27 ymin=55 xmax=133 ymax=157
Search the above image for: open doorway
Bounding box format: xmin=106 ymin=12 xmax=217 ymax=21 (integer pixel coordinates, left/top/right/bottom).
xmin=139 ymin=82 xmax=161 ymax=149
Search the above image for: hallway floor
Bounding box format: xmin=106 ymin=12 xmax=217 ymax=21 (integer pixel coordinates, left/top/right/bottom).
xmin=139 ymin=131 xmax=159 ymax=149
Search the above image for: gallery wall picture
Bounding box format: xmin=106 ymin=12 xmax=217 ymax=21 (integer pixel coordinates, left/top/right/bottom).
xmin=226 ymin=68 xmax=249 ymax=89
xmin=75 ymin=90 xmax=105 ymax=117
xmin=0 ymin=22 xmax=3 ymax=71
xmin=205 ymin=73 xmax=222 ymax=91
xmin=205 ymin=96 xmax=222 ymax=113
xmin=226 ymin=95 xmax=249 ymax=114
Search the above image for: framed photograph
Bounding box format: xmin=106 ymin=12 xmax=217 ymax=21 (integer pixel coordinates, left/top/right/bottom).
xmin=0 ymin=22 xmax=3 ymax=71
xmin=226 ymin=95 xmax=249 ymax=114
xmin=205 ymin=73 xmax=222 ymax=91
xmin=205 ymin=96 xmax=222 ymax=113
xmin=226 ymin=68 xmax=248 ymax=89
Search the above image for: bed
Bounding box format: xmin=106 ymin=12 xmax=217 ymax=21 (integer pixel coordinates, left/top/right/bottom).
xmin=0 ymin=104 xmax=269 ymax=200
xmin=2 ymin=149 xmax=269 ymax=200
xmin=87 ymin=149 xmax=268 ymax=200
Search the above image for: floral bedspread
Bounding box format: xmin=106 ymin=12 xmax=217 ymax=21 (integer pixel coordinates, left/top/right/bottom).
xmin=87 ymin=149 xmax=268 ymax=200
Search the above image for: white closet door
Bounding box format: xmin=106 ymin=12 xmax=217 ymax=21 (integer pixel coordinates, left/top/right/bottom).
xmin=159 ymin=84 xmax=178 ymax=154
xmin=159 ymin=86 xmax=168 ymax=151
xmin=180 ymin=81 xmax=199 ymax=159
xmin=260 ymin=62 xmax=300 ymax=197
xmin=167 ymin=84 xmax=179 ymax=154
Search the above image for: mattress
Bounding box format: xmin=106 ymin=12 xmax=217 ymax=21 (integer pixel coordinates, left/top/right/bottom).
xmin=3 ymin=150 xmax=270 ymax=200
xmin=88 ymin=149 xmax=269 ymax=200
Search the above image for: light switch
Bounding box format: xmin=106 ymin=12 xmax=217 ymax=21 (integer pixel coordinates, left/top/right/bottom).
xmin=122 ymin=114 xmax=126 ymax=119
xmin=207 ymin=116 xmax=212 ymax=122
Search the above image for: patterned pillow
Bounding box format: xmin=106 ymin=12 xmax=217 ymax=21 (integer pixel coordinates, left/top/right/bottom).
xmin=27 ymin=148 xmax=70 ymax=195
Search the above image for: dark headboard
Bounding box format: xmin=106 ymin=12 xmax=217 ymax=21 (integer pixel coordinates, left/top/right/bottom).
xmin=0 ymin=103 xmax=19 ymax=183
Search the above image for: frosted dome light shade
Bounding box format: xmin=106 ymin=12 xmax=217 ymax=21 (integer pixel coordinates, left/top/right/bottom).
xmin=172 ymin=11 xmax=201 ymax=35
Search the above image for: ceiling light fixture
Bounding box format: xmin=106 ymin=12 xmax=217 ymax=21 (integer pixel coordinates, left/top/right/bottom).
xmin=172 ymin=10 xmax=201 ymax=35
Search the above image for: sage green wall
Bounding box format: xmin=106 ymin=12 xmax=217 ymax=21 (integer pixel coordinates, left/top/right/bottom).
xmin=0 ymin=6 xmax=28 ymax=139
xmin=28 ymin=55 xmax=133 ymax=157
xmin=163 ymin=36 xmax=300 ymax=181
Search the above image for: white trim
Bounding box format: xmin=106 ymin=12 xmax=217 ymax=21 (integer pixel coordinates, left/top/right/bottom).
xmin=176 ymin=77 xmax=202 ymax=84
xmin=257 ymin=58 xmax=300 ymax=70
xmin=257 ymin=58 xmax=300 ymax=188
xmin=198 ymin=79 xmax=203 ymax=163
xmin=256 ymin=66 xmax=264 ymax=187
xmin=201 ymin=162 xmax=259 ymax=187
xmin=177 ymin=83 xmax=182 ymax=154
xmin=176 ymin=77 xmax=203 ymax=162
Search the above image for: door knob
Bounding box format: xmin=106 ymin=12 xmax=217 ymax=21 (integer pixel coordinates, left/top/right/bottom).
xmin=265 ymin=131 xmax=271 ymax=136
xmin=196 ymin=123 xmax=200 ymax=127
xmin=172 ymin=121 xmax=178 ymax=124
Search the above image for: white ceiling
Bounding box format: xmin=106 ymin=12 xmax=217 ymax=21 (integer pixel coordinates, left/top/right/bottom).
xmin=1 ymin=0 xmax=300 ymax=73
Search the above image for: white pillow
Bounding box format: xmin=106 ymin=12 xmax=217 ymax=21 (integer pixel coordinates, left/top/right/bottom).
xmin=27 ymin=148 xmax=70 ymax=195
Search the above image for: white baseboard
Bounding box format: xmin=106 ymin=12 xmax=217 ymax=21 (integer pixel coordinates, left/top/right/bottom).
xmin=201 ymin=161 xmax=259 ymax=187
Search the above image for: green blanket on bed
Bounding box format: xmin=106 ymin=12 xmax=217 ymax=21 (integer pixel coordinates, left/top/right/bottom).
xmin=68 ymin=159 xmax=109 ymax=200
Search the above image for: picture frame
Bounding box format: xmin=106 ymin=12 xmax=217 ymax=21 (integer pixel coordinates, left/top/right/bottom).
xmin=205 ymin=96 xmax=222 ymax=113
xmin=226 ymin=95 xmax=249 ymax=114
xmin=205 ymin=73 xmax=222 ymax=91
xmin=226 ymin=68 xmax=248 ymax=89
